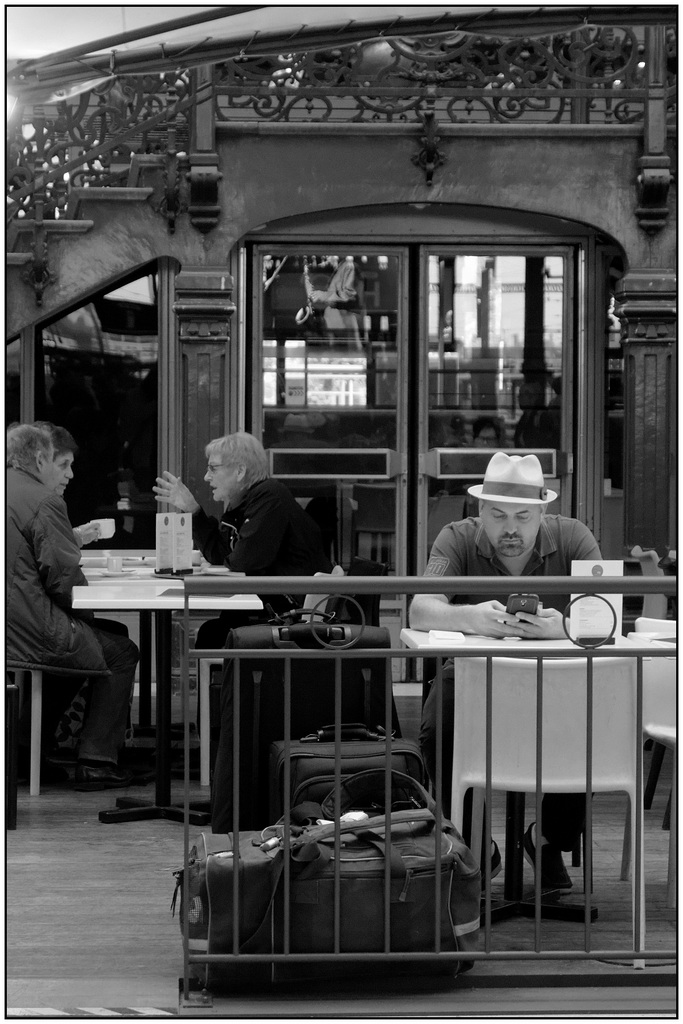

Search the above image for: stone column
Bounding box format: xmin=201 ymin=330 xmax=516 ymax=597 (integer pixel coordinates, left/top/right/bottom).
xmin=173 ymin=268 xmax=236 ymax=497
xmin=614 ymin=269 xmax=676 ymax=553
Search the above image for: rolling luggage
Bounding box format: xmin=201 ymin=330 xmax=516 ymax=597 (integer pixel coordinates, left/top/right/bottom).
xmin=269 ymin=723 xmax=425 ymax=820
xmin=175 ymin=772 xmax=481 ymax=990
xmin=210 ymin=622 xmax=399 ymax=833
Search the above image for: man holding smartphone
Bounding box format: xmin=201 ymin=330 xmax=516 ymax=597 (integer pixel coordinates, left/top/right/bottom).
xmin=410 ymin=451 xmax=601 ymax=891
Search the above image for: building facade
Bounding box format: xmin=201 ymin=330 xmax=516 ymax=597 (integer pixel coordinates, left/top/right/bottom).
xmin=7 ymin=7 xmax=676 ymax=578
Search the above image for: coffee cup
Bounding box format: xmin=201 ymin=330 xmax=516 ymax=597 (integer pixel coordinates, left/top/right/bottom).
xmin=92 ymin=518 xmax=115 ymax=539
xmin=107 ymin=557 xmax=123 ymax=573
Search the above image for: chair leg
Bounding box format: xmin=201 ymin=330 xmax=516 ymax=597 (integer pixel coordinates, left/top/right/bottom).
xmin=644 ymin=741 xmax=666 ymax=809
xmin=29 ymin=670 xmax=42 ymax=797
xmin=662 ymin=791 xmax=671 ymax=831
xmin=666 ymin=755 xmax=676 ymax=909
xmin=6 ymin=681 xmax=20 ymax=830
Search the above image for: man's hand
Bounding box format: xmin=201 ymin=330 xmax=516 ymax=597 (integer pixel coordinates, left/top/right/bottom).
xmin=74 ymin=522 xmax=101 ymax=546
xmin=468 ymin=601 xmax=523 ymax=638
xmin=153 ymin=471 xmax=200 ymax=514
xmin=503 ymin=605 xmax=565 ymax=640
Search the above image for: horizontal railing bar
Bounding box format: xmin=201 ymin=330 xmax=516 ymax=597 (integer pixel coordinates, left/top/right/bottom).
xmin=183 ymin=574 xmax=676 ymax=596
xmin=190 ymin=949 xmax=675 ymax=963
xmin=189 ymin=645 xmax=673 ymax=660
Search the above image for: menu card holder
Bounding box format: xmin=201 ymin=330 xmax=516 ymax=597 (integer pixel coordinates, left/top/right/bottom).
xmin=570 ymin=560 xmax=623 ymax=642
xmin=155 ymin=513 xmax=193 ymax=576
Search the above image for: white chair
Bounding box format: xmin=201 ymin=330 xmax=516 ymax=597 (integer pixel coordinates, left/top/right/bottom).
xmin=643 ymin=724 xmax=676 ymax=909
xmin=6 ymin=668 xmax=42 ymax=796
xmin=197 ymin=566 xmax=345 ymax=787
xmin=634 ymin=616 xmax=677 ymax=638
xmin=621 ymin=636 xmax=676 ymax=906
xmin=630 ymin=547 xmax=668 ymax=620
xmin=450 ymin=655 xmax=644 ymax=953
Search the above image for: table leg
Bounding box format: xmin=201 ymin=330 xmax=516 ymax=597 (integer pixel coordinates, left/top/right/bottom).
xmin=483 ymin=792 xmax=598 ymax=924
xmin=137 ymin=610 xmax=152 ymax=728
xmin=98 ymin=609 xmax=209 ymax=825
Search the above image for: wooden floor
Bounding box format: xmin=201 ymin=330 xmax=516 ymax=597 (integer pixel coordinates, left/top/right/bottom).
xmin=6 ymin=690 xmax=677 ymax=1018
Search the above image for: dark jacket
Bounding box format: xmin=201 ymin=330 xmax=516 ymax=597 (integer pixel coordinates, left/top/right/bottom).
xmin=6 ymin=467 xmax=108 ymax=673
xmin=191 ymin=477 xmax=332 ymax=577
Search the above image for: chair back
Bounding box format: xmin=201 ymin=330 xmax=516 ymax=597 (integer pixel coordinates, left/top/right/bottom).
xmin=325 ymin=556 xmax=389 ymax=627
xmin=635 ymin=616 xmax=677 ymax=637
xmin=631 ymin=547 xmax=668 ymax=619
xmin=625 ymin=636 xmax=676 ymax=731
xmin=451 ymin=656 xmax=638 ymax=813
xmin=302 ymin=565 xmax=345 ymax=614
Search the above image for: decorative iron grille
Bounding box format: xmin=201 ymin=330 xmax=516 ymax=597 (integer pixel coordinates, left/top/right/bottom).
xmin=6 ymin=23 xmax=677 ymax=224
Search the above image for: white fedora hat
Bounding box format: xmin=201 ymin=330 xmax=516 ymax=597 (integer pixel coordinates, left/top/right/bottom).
xmin=468 ymin=452 xmax=557 ymax=505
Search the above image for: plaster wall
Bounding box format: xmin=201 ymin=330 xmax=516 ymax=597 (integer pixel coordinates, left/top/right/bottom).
xmin=6 ymin=128 xmax=676 ymax=334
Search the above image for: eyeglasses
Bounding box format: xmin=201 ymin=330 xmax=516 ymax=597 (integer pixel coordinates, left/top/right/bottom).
xmin=205 ymin=462 xmax=226 ymax=475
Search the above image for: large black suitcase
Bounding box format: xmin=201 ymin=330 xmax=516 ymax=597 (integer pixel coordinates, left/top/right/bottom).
xmin=210 ymin=622 xmax=399 ymax=832
xmin=269 ymin=724 xmax=425 ymax=820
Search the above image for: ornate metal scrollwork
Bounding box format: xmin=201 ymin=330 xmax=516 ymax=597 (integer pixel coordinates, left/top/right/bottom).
xmin=412 ymin=108 xmax=444 ymax=185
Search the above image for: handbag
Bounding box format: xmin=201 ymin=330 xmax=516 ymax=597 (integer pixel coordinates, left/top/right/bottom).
xmin=175 ymin=771 xmax=480 ymax=988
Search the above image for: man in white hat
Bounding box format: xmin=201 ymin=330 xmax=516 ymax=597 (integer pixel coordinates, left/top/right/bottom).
xmin=411 ymin=451 xmax=601 ymax=891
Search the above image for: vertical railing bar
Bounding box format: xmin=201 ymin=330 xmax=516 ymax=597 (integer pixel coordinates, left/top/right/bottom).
xmin=181 ymin=593 xmax=191 ymax=1001
xmin=584 ymin=655 xmax=594 ymax=948
xmin=232 ymin=656 xmax=241 ymax=957
xmin=282 ymin=654 xmax=292 ymax=956
xmin=384 ymin=651 xmax=392 ymax=953
xmin=333 ymin=651 xmax=342 ymax=954
xmin=534 ymin=657 xmax=543 ymax=950
xmin=434 ymin=656 xmax=444 ymax=950
xmin=634 ymin=654 xmax=644 ymax=956
xmin=484 ymin=655 xmax=493 ymax=952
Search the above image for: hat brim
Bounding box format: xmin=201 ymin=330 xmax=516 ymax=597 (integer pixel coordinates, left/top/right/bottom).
xmin=467 ymin=484 xmax=557 ymax=504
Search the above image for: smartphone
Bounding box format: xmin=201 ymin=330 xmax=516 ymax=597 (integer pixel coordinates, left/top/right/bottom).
xmin=506 ymin=593 xmax=539 ymax=615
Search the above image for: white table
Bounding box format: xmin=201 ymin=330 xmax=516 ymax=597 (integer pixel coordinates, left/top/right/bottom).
xmin=73 ymin=570 xmax=261 ymax=823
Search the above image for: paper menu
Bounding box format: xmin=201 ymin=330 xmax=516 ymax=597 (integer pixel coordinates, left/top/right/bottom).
xmin=156 ymin=513 xmax=193 ymax=574
xmin=570 ymin=560 xmax=623 ymax=639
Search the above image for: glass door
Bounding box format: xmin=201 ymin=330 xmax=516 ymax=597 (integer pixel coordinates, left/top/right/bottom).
xmin=417 ymin=249 xmax=574 ymax=571
xmin=251 ymin=244 xmax=576 ymax=581
xmin=252 ymin=245 xmax=409 ymax=582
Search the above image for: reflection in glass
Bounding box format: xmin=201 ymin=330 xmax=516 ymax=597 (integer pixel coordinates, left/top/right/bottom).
xmin=261 ymin=252 xmax=399 ymax=451
xmin=427 ymin=254 xmax=563 ymax=452
xmin=35 ymin=274 xmax=159 ymax=547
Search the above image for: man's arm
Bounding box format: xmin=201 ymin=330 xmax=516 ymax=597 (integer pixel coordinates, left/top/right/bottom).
xmin=409 ymin=592 xmax=513 ymax=637
xmin=33 ymin=495 xmax=87 ymax=611
xmin=225 ymin=488 xmax=288 ymax=574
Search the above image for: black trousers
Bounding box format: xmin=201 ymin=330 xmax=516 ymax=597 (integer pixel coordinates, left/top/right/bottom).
xmin=419 ymin=669 xmax=586 ymax=852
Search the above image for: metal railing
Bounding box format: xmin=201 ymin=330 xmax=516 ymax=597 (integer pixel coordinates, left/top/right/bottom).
xmin=179 ymin=574 xmax=676 ymax=1004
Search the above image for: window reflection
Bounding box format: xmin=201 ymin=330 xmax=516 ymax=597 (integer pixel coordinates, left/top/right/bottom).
xmin=427 ymin=254 xmax=564 ymax=452
xmin=261 ymin=252 xmax=399 ymax=450
xmin=35 ymin=273 xmax=159 ymax=548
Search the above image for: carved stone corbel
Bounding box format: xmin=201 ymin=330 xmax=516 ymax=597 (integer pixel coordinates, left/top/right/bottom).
xmin=186 ymin=154 xmax=222 ymax=234
xmin=636 ymin=154 xmax=672 ymax=234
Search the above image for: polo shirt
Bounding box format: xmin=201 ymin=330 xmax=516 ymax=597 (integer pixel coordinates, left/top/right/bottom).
xmin=424 ymin=514 xmax=602 ymax=613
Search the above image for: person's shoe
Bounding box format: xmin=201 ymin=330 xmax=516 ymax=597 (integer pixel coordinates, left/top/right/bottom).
xmin=74 ymin=762 xmax=134 ymax=791
xmin=523 ymin=823 xmax=572 ymax=890
xmin=480 ymin=840 xmax=502 ymax=887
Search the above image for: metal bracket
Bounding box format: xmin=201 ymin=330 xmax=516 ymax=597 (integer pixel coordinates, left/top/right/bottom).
xmin=22 ymin=225 xmax=54 ymax=306
xmin=412 ymin=109 xmax=444 ymax=187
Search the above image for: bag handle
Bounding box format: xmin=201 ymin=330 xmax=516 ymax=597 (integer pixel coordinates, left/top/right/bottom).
xmin=299 ymin=723 xmax=391 ymax=743
xmin=292 ymin=807 xmax=437 ymax=848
